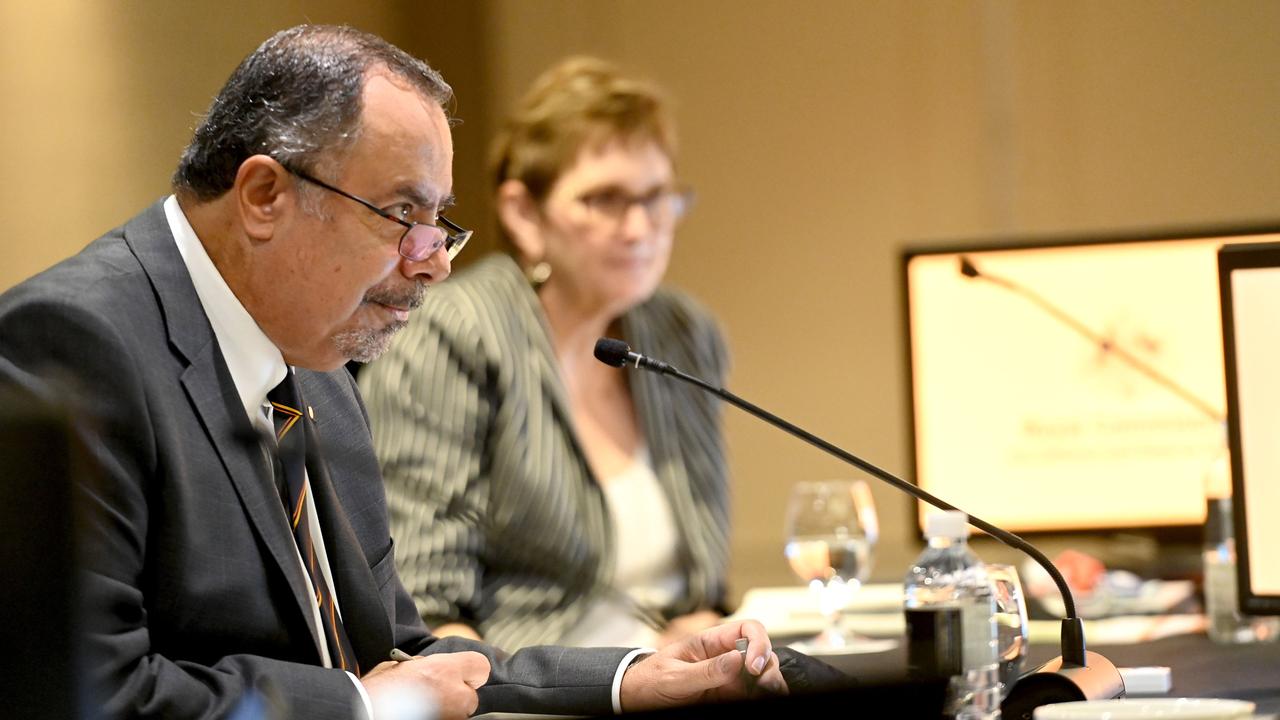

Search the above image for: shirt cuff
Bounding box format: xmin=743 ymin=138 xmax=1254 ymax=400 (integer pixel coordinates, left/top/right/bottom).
xmin=348 ymin=671 xmax=374 ymax=720
xmin=611 ymin=647 xmax=655 ymax=714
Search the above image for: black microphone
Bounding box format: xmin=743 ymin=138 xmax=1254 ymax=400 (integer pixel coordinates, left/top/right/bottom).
xmin=594 ymin=337 xmax=671 ymax=373
xmin=593 ymin=337 xmax=1123 ymax=718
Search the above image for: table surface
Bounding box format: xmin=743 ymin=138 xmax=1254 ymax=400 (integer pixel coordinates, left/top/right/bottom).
xmin=477 ymin=630 xmax=1279 ymax=718
xmin=797 ymin=630 xmax=1280 ymax=715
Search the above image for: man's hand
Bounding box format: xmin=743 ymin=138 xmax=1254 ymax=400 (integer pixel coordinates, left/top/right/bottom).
xmin=619 ymin=619 xmax=788 ymax=712
xmin=362 ymin=651 xmax=490 ymax=720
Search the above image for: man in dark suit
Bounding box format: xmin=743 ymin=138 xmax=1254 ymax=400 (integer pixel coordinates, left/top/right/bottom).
xmin=0 ymin=25 xmax=785 ymax=720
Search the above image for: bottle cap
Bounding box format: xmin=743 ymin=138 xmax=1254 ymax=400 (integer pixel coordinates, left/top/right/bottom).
xmin=925 ymin=510 xmax=970 ymax=539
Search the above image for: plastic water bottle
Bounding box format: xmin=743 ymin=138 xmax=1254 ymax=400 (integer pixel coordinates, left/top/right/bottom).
xmin=904 ymin=511 xmax=1002 ymax=719
xmin=1202 ymin=449 xmax=1279 ymax=644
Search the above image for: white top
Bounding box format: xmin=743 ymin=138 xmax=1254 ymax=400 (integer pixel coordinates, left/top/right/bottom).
xmin=561 ymin=447 xmax=685 ymax=647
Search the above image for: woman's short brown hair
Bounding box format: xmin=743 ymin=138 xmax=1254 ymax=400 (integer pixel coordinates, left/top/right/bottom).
xmin=490 ymin=56 xmax=676 ymax=205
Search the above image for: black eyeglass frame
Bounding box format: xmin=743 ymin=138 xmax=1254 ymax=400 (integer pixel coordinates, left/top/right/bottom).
xmin=285 ymin=167 xmax=472 ymax=262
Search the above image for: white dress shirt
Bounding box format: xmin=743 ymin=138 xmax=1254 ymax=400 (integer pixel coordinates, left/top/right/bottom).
xmin=163 ymin=195 xmax=373 ymax=716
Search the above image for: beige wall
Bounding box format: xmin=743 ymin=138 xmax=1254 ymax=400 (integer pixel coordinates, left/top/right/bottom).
xmin=4 ymin=1 xmax=1278 ymax=602
xmin=461 ymin=0 xmax=1280 ymax=597
xmin=0 ymin=1 xmax=407 ymax=288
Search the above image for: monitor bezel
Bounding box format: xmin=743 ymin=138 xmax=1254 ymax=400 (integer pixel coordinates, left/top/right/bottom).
xmin=1217 ymin=240 xmax=1280 ymax=616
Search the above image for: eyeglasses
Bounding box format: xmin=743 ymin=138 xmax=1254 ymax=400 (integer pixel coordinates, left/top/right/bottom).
xmin=576 ymin=186 xmax=694 ymax=227
xmin=286 ymin=167 xmax=472 ymax=262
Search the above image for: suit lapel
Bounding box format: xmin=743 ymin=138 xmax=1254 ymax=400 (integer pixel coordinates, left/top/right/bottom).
xmin=514 ymin=278 xmax=577 ymax=440
xmin=503 ymin=260 xmax=593 ymax=476
xmin=500 ymin=259 xmax=614 ymax=579
xmin=178 ymin=356 xmax=323 ymax=653
xmin=302 ymin=413 xmax=392 ymax=672
xmin=126 ymin=201 xmax=323 ymax=655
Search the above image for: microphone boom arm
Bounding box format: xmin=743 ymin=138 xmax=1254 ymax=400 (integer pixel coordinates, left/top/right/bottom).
xmin=640 ymin=355 xmax=1088 ymax=667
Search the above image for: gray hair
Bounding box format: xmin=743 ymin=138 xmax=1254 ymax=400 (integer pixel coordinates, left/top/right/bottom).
xmin=173 ymin=25 xmax=452 ymax=201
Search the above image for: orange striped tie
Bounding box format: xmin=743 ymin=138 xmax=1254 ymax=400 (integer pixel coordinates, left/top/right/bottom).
xmin=268 ymin=375 xmax=360 ymax=676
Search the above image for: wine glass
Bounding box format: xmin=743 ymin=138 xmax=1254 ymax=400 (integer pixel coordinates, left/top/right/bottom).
xmin=784 ymin=479 xmax=881 ymax=652
xmin=986 ymin=563 xmax=1030 ymax=697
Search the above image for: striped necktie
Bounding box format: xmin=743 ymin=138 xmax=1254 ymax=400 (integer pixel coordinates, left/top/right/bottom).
xmin=267 ymin=374 xmax=360 ymax=676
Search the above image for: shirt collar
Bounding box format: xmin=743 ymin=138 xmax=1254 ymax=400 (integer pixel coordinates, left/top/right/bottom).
xmin=164 ymin=195 xmax=288 ymax=423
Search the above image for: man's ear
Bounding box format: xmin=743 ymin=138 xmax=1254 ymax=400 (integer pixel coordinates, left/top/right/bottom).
xmin=234 ymin=155 xmax=293 ymax=241
xmin=495 ymin=179 xmax=545 ymax=263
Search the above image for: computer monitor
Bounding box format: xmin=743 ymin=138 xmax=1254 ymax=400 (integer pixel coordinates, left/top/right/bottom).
xmin=1218 ymin=241 xmax=1280 ymax=615
xmin=902 ymin=224 xmax=1280 ymax=533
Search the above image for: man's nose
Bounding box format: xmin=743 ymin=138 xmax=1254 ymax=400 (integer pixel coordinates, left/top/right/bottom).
xmin=402 ymin=245 xmax=451 ymax=282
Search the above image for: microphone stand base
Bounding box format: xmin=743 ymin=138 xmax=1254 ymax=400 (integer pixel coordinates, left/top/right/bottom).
xmin=1001 ymin=651 xmax=1125 ymax=720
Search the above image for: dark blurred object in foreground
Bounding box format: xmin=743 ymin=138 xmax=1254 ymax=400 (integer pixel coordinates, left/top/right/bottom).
xmin=0 ymin=360 xmax=82 ymax=719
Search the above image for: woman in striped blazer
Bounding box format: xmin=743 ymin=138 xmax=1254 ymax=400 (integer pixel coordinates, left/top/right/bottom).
xmin=358 ymin=57 xmax=732 ymax=651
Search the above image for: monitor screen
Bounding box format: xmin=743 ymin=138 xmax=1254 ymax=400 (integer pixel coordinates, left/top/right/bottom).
xmin=1219 ymin=242 xmax=1280 ymax=615
xmin=902 ymin=225 xmax=1280 ymax=533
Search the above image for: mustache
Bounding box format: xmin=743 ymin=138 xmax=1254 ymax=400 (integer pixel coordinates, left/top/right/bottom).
xmin=363 ymin=280 xmax=428 ymax=311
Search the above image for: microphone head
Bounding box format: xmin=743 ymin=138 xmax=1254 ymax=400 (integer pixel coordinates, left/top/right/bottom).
xmin=959 ymin=255 xmax=982 ymax=278
xmin=593 ymin=338 xmax=632 ymax=367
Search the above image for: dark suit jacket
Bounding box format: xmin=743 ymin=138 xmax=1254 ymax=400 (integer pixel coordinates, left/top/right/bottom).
xmin=0 ymin=200 xmax=627 ymax=719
